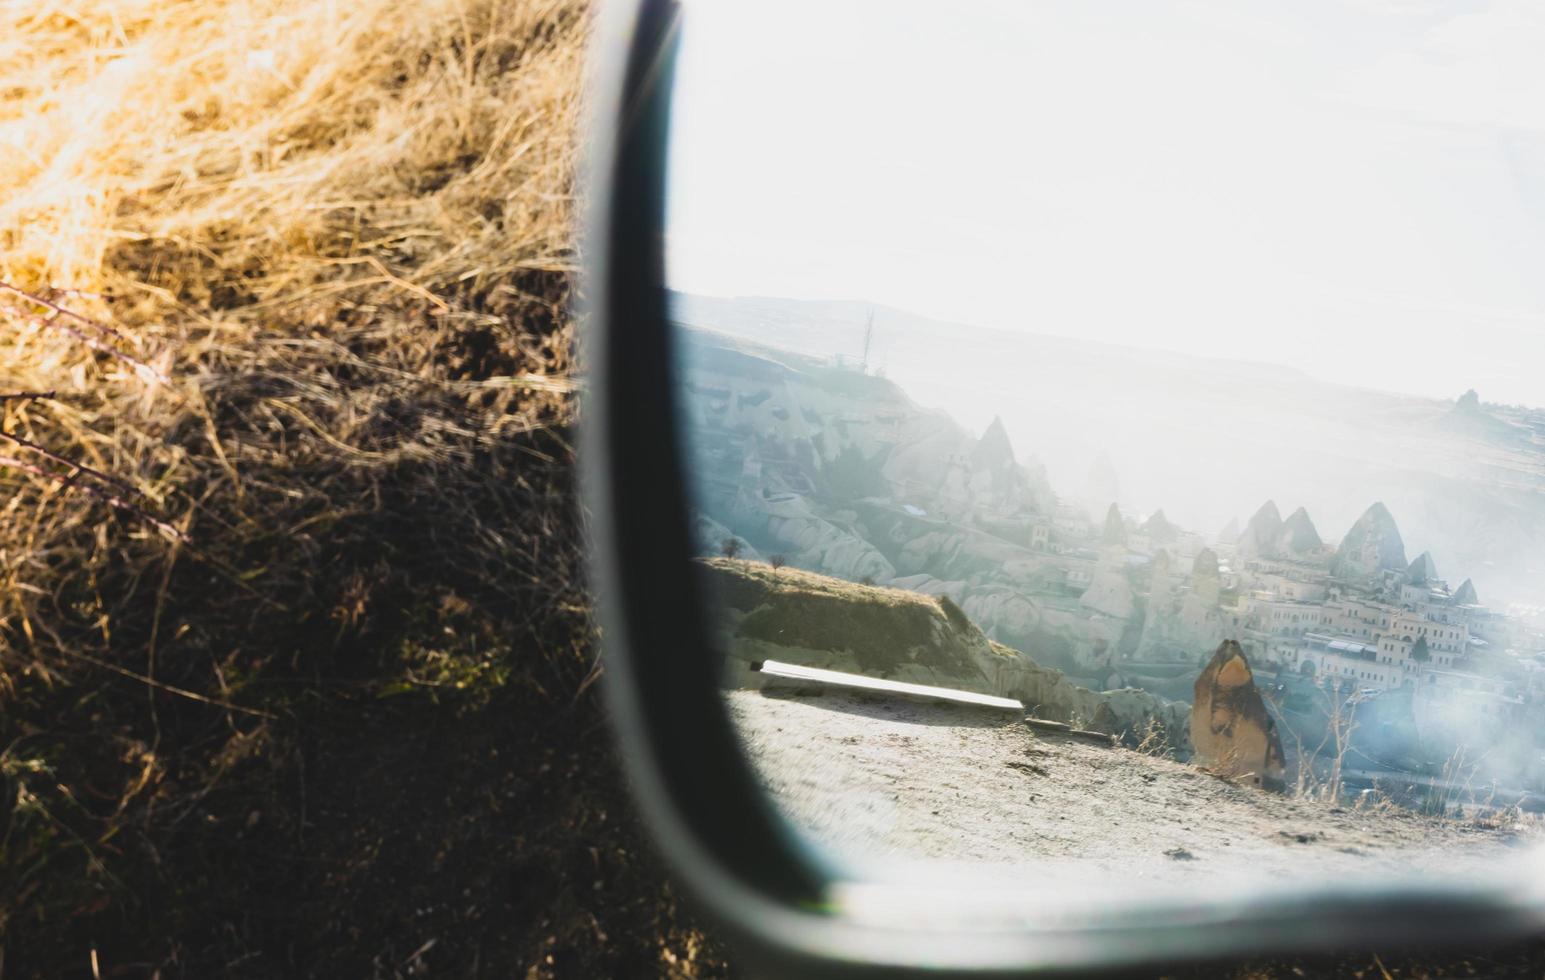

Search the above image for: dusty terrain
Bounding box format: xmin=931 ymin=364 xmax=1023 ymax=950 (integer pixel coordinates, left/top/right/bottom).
xmin=727 ymin=688 xmax=1537 ymax=890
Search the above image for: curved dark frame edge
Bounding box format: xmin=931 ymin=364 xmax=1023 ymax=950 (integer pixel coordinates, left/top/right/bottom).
xmin=581 ymin=0 xmax=831 ymax=906
xmin=578 ymin=1 xmax=1545 ymax=975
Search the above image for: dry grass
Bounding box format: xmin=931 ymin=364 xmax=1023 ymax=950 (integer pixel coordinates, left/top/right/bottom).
xmin=0 ymin=3 xmax=729 ymax=976
xmin=1 ymin=0 xmax=580 ymax=289
xmin=0 ymin=0 xmax=586 ymax=618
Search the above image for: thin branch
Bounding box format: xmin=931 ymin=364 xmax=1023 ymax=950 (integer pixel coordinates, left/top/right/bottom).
xmin=50 ymin=644 xmax=277 ymax=720
xmin=0 ymin=453 xmax=187 ymax=542
xmin=0 ymin=281 xmax=136 ymax=347
xmin=0 ymin=288 xmax=171 ymax=386
xmin=6 ymin=306 xmax=171 ymax=386
xmin=0 ymin=391 xmax=55 ymax=403
xmin=0 ymin=429 xmax=142 ymax=497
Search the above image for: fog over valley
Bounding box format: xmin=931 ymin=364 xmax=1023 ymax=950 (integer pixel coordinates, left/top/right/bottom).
xmin=671 ymin=291 xmax=1545 ymax=609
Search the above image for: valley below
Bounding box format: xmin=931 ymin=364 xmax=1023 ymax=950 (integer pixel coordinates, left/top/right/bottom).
xmin=675 ymin=294 xmax=1545 ymax=825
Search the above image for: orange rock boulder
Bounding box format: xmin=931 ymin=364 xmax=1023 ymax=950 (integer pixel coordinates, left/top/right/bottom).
xmin=1191 ymin=640 xmax=1286 ymax=790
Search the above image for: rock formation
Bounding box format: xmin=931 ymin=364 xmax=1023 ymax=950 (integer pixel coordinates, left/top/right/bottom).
xmin=744 ymin=494 xmax=896 ymax=583
xmin=1439 ymin=388 xmax=1528 ymax=447
xmin=1330 ymin=502 xmax=1408 ymax=582
xmin=701 ymin=558 xmax=1187 ymax=748
xmin=1277 ymin=506 xmax=1323 ymax=556
xmin=1080 ymin=566 xmax=1135 ymax=620
xmin=973 ymin=415 xmax=1016 ymax=470
xmin=1102 ymin=502 xmax=1127 ymax=549
xmin=1135 ymin=549 xmax=1210 ymax=664
xmin=1236 ymin=500 xmax=1283 ymax=560
xmin=1190 ymin=641 xmax=1286 ymax=789
xmin=1134 ymin=545 xmax=1232 ymax=664
xmin=1454 ymin=578 xmax=1480 ymax=606
xmin=1192 ymin=547 xmax=1220 ymax=582
xmin=1194 ymin=550 xmax=1223 ymax=604
xmin=1407 ymin=551 xmax=1439 ymax=585
xmin=936 ymin=415 xmax=1054 ymax=520
xmin=680 ymin=327 xmax=1057 ymax=533
xmin=1141 ymin=509 xmax=1180 ymax=546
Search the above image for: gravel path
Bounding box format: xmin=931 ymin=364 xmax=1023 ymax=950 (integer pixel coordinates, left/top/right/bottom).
xmin=726 ymin=688 xmax=1537 ymax=890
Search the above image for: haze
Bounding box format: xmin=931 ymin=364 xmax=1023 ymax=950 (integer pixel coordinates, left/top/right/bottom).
xmin=666 ymin=0 xmax=1545 ymax=407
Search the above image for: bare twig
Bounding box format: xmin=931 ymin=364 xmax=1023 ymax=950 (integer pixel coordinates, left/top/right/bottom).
xmin=50 ymin=645 xmax=277 ymax=720
xmin=0 ymin=281 xmax=137 ymax=347
xmin=0 ymin=428 xmax=143 ymax=497
xmin=0 ymin=391 xmax=55 ymax=403
xmin=0 ymin=453 xmax=186 ymax=542
xmin=0 ymin=285 xmax=170 ymax=386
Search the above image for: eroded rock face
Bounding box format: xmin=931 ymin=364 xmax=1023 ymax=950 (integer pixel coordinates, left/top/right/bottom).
xmin=1440 ymin=388 xmax=1530 ymax=447
xmin=701 ymin=558 xmax=1188 ymax=751
xmin=755 ymin=506 xmax=897 ymax=583
xmin=1102 ymin=503 xmax=1127 ymax=548
xmin=1454 ymin=578 xmax=1480 ymax=605
xmin=959 ymin=589 xmax=1043 ymax=642
xmin=1079 ymin=566 xmax=1135 ymax=620
xmin=1278 ymin=506 xmax=1324 ymax=556
xmin=1135 ymin=549 xmax=1228 ymax=665
xmin=1141 ymin=510 xmax=1180 ymax=546
xmin=1407 ymin=550 xmax=1439 ymax=584
xmin=1190 ymin=641 xmax=1286 ymax=789
xmin=1330 ymin=502 xmax=1407 ymax=582
xmin=1236 ymin=500 xmax=1283 ymax=560
xmin=1191 ymin=547 xmax=1221 ymax=604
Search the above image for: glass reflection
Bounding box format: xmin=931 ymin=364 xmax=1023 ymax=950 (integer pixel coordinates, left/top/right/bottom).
xmin=666 ymin=0 xmax=1545 ymax=887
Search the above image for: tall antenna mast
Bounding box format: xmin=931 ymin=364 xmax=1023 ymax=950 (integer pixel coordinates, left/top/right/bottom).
xmin=861 ymin=307 xmax=875 ymax=374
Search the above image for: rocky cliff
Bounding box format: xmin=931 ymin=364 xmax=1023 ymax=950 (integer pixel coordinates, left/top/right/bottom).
xmin=700 ymin=559 xmax=1190 ymax=749
xmin=1407 ymin=551 xmax=1439 ymax=584
xmin=679 ymin=329 xmax=1054 ymax=571
xmin=1440 ymin=388 xmax=1531 ymax=448
xmin=675 ymin=293 xmax=1545 ymax=608
xmin=1330 ymin=502 xmax=1408 ymax=582
xmin=1236 ymin=500 xmax=1284 ymax=560
xmin=678 ymin=329 xmax=1122 ymax=665
xmin=1279 ymin=506 xmax=1324 ymax=556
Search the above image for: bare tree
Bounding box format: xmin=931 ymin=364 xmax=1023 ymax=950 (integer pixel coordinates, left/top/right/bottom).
xmin=768 ymin=554 xmax=787 ymax=570
xmin=1261 ymin=676 xmax=1358 ymax=803
xmin=1322 ymin=679 xmax=1359 ymax=802
xmin=720 ymin=537 xmax=743 ymax=559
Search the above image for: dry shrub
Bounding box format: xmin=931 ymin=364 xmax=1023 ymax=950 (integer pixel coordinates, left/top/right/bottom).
xmin=1134 ymin=715 xmax=1175 ymax=759
xmin=0 ymin=2 xmax=725 ymax=976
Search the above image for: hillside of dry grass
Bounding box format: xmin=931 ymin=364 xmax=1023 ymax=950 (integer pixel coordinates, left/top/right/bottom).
xmin=0 ymin=2 xmax=728 ymax=976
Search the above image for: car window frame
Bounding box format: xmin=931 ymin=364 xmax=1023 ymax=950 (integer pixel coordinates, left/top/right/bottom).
xmin=579 ymin=1 xmax=1545 ymax=973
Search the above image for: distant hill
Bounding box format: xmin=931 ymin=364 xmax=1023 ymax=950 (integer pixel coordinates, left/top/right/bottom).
xmin=671 ymin=292 xmax=1545 ymax=606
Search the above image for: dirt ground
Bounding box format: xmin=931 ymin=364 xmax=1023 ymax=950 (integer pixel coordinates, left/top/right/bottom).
xmin=726 ymin=688 xmax=1538 ymax=893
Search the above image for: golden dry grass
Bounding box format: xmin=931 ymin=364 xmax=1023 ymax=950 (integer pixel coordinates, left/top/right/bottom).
xmin=0 ymin=0 xmax=586 ymax=657
xmin=0 ymin=3 xmax=734 ymax=976
xmin=1 ymin=0 xmax=581 ymax=292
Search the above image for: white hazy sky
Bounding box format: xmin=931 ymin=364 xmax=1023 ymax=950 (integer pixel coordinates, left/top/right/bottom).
xmin=665 ymin=0 xmax=1545 ymax=407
